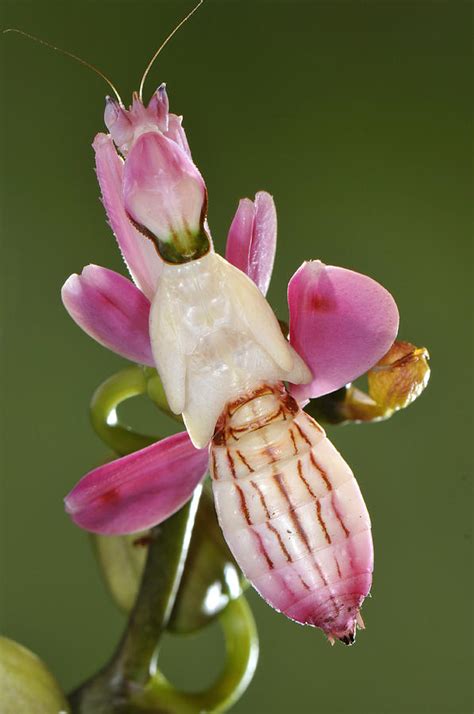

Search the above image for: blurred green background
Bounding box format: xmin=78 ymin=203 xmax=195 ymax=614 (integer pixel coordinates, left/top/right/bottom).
xmin=1 ymin=1 xmax=471 ymax=712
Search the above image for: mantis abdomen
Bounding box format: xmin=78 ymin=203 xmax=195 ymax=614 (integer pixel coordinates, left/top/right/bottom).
xmin=210 ymin=382 xmax=372 ymax=644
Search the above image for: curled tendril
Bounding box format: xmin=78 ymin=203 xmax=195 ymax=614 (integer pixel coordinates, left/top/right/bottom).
xmin=89 ymin=364 xmax=182 ymax=456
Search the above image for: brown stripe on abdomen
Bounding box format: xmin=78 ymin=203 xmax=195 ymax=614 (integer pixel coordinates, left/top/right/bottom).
xmin=236 ymin=449 xmax=254 ymax=472
xmin=308 ymin=450 xmax=351 ymax=540
xmin=316 ymin=500 xmax=331 ymax=544
xmin=294 ymin=422 xmax=312 ymax=447
xmin=210 ymin=449 xmax=218 ymax=480
xmin=252 ymin=528 xmax=274 ymax=569
xmin=331 ymin=491 xmax=350 ymax=538
xmin=309 ymin=451 xmax=332 ymax=492
xmin=250 ymin=479 xmax=293 ymax=563
xmin=226 ymin=447 xmax=237 ymax=478
xmin=235 ymin=483 xmax=251 ymax=525
xmin=289 ymin=428 xmax=298 ymax=456
xmin=272 ymin=472 xmax=328 ymax=587
xmin=250 ymin=480 xmax=270 ymax=518
xmin=297 ymin=458 xmax=317 ymax=498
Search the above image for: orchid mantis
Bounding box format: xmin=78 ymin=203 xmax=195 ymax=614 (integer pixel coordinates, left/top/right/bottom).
xmin=62 ymin=73 xmax=403 ymax=645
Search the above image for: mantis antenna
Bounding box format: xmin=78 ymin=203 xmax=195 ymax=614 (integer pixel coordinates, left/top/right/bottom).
xmin=3 ymin=28 xmax=123 ymax=105
xmin=138 ymin=0 xmax=204 ymax=102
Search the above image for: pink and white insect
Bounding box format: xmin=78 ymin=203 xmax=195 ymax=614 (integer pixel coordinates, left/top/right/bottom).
xmin=61 ymin=15 xmax=400 ymax=645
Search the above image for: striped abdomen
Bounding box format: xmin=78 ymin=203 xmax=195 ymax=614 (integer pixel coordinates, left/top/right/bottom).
xmin=210 ymin=382 xmax=373 ymax=644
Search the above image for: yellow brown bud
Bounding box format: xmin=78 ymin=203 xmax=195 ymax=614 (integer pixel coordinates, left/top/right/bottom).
xmin=306 ymin=340 xmax=430 ymax=425
xmin=367 ymin=341 xmax=430 ymax=412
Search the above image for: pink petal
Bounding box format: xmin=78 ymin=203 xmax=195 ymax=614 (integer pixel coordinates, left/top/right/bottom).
xmin=225 ymin=191 xmax=277 ymax=296
xmin=65 ymin=431 xmax=209 ymax=534
xmin=93 ymin=132 xmax=162 ymax=300
xmin=61 ymin=264 xmax=154 ymax=366
xmin=288 ymin=261 xmax=399 ymax=401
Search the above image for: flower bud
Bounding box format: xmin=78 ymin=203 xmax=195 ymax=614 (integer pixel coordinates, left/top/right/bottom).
xmin=367 ymin=340 xmax=430 ymax=411
xmin=123 ymin=131 xmax=210 ymax=263
xmin=307 ymin=340 xmax=430 ymax=424
xmin=0 ymin=636 xmax=69 ymax=714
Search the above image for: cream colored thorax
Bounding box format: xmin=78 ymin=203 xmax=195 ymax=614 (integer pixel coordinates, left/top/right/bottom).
xmin=150 ymin=252 xmax=311 ymax=448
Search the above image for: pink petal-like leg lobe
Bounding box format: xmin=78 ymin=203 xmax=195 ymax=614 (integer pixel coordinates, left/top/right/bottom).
xmin=288 ymin=261 xmax=399 ymax=401
xmin=226 ymin=198 xmax=254 ymax=270
xmin=65 ymin=431 xmax=209 ymax=534
xmin=226 ymin=191 xmax=277 ymax=296
xmin=93 ymin=132 xmax=162 ymax=300
xmin=210 ymin=382 xmax=373 ymax=644
xmin=61 ymin=265 xmax=154 ymax=365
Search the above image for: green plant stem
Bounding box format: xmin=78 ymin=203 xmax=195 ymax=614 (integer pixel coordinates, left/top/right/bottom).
xmin=113 ymin=490 xmax=202 ymax=686
xmin=68 ymin=491 xmax=201 ymax=713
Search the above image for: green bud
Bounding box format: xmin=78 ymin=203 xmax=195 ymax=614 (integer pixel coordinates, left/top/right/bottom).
xmin=93 ymin=530 xmax=148 ymax=613
xmin=0 ymin=636 xmax=69 ymax=714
